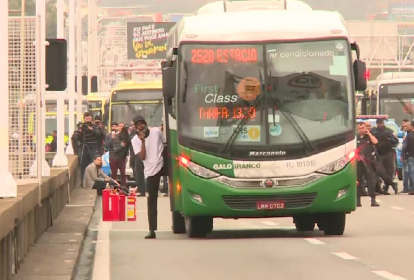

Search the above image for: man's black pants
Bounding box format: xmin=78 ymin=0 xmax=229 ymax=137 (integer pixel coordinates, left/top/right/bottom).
xmin=357 ymin=161 xmax=377 ymax=197
xmin=147 ymin=168 xmax=163 ymax=232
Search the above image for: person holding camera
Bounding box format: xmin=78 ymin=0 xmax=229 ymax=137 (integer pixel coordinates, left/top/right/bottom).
xmin=356 ymin=122 xmax=379 ymax=207
xmin=131 ymin=115 xmax=165 ymax=239
xmin=72 ymin=112 xmax=101 ymax=184
xmin=371 ymin=119 xmax=399 ymax=195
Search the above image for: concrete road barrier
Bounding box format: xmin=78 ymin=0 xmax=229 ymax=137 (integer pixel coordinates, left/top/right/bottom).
xmin=0 ymin=155 xmax=80 ymax=280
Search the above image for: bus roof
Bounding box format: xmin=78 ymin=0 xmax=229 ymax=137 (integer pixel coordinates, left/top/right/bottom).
xmin=377 ymin=77 xmax=414 ymax=86
xmin=376 ymin=72 xmax=414 ymax=80
xmin=23 ymin=93 xmax=89 ymax=102
xmin=169 ymin=10 xmax=348 ymax=44
xmin=196 ymin=0 xmax=312 ymax=15
xmin=111 ymin=80 xmax=162 ymax=92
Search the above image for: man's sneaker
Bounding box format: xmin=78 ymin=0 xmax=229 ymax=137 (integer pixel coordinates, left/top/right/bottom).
xmin=145 ymin=231 xmax=156 ymax=239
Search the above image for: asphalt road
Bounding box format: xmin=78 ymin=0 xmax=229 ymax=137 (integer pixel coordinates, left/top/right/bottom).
xmin=78 ymin=188 xmax=414 ymax=280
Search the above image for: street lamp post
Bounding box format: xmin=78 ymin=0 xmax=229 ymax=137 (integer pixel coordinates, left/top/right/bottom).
xmin=65 ymin=0 xmax=76 ymax=155
xmin=0 ymin=0 xmax=17 ymax=198
xmin=76 ymin=0 xmax=83 ymax=124
xmin=52 ymin=0 xmax=68 ymax=167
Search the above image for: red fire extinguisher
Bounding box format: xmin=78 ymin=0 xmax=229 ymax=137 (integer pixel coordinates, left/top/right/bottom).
xmin=102 ymin=186 xmax=123 ymax=222
xmin=127 ymin=188 xmax=137 ymax=221
xmin=119 ymin=193 xmax=126 ymax=222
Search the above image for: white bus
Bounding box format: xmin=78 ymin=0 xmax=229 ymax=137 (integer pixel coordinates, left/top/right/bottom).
xmin=362 ymin=72 xmax=414 ymax=125
xmin=195 ymin=0 xmax=312 ymax=15
xmin=162 ymin=8 xmax=367 ymax=237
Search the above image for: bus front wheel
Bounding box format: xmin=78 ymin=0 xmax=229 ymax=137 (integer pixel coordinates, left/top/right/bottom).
xmin=184 ymin=216 xmax=213 ymax=238
xmin=172 ymin=211 xmax=186 ymax=234
xmin=293 ymin=215 xmax=315 ymax=231
xmin=321 ymin=212 xmax=346 ymax=236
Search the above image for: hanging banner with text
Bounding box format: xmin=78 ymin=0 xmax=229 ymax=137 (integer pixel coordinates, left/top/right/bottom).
xmin=127 ymin=22 xmax=175 ymax=60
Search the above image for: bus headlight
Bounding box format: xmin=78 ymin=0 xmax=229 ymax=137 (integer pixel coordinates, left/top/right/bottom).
xmin=316 ymin=151 xmax=355 ymax=175
xmin=178 ymin=156 xmax=220 ymax=179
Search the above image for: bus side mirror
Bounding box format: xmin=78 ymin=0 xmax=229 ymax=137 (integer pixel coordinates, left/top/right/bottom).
xmin=353 ymin=60 xmax=367 ymax=91
xmin=162 ymin=62 xmax=176 ymax=99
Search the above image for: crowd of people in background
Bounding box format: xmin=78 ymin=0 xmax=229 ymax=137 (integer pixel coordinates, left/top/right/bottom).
xmin=357 ymin=118 xmax=414 ymax=208
xmin=68 ymin=111 xmax=168 ymax=199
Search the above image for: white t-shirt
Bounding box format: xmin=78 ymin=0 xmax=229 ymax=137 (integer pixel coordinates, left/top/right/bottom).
xmin=131 ymin=128 xmax=164 ymax=178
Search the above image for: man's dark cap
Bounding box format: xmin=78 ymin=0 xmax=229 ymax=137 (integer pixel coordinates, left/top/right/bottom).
xmin=111 ymin=121 xmax=118 ymax=126
xmin=133 ymin=115 xmax=147 ymax=125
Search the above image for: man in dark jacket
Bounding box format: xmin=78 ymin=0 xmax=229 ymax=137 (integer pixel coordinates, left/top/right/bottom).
xmin=371 ymin=119 xmax=399 ymax=194
xmin=94 ymin=116 xmax=107 ymax=155
xmin=71 ymin=112 xmax=101 ymax=183
xmin=105 ymin=123 xmax=130 ymax=187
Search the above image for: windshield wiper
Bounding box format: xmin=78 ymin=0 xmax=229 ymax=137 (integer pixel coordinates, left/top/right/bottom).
xmin=220 ymin=72 xmax=263 ymax=154
xmin=267 ymin=70 xmax=315 ymax=152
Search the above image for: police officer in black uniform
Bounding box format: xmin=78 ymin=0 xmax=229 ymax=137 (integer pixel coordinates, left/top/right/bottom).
xmin=356 ymin=122 xmax=380 ymax=207
xmin=371 ymin=119 xmax=399 ymax=195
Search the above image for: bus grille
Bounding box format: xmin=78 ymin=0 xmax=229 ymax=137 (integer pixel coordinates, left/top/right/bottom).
xmin=222 ymin=193 xmax=317 ymax=210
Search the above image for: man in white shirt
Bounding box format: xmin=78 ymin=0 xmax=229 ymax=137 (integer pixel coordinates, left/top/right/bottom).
xmin=131 ymin=115 xmax=165 ymax=239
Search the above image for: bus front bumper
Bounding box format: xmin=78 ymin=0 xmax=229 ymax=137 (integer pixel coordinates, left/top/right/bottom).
xmin=178 ymin=163 xmax=357 ymax=218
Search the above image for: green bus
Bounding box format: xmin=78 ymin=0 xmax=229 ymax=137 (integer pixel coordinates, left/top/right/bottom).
xmin=161 ymin=9 xmax=367 ymax=238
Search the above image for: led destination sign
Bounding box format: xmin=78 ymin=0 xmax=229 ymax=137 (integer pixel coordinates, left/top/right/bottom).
xmin=198 ymin=106 xmax=256 ymax=120
xmin=191 ymin=48 xmax=258 ymax=64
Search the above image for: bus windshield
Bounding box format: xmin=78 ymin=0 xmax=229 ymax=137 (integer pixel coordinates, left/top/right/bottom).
xmin=178 ymin=40 xmax=353 ymax=154
xmin=380 ymin=97 xmax=414 ymax=126
xmin=45 ymin=115 xmax=76 ymax=135
xmin=111 ymin=102 xmax=164 ymax=127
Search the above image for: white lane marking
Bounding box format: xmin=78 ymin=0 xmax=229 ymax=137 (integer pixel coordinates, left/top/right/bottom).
xmin=372 ymin=271 xmax=407 ymax=280
xmin=261 ymin=221 xmax=279 ymax=226
xmin=332 ymin=252 xmax=358 ymax=260
xmin=92 ymin=220 xmax=111 ymax=280
xmin=390 ymin=206 xmax=404 ymax=210
xmin=109 ymin=229 xmax=172 ymax=232
xmin=66 ymin=204 xmax=95 ymax=207
xmin=304 ymin=238 xmax=325 ymax=245
xmin=240 ymin=221 xmax=260 ymax=229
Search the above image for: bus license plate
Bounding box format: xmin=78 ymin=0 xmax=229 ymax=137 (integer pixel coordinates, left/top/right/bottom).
xmin=256 ymin=201 xmax=285 ymax=210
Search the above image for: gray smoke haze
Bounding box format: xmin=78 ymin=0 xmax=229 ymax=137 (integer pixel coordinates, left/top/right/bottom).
xmin=98 ymin=0 xmax=386 ymax=19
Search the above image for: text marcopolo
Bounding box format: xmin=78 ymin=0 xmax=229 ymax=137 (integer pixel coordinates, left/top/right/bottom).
xmin=269 ymin=50 xmax=334 ymax=59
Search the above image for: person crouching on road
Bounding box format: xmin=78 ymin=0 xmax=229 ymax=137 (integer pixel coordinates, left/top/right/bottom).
xmin=132 ymin=115 xmax=165 ymax=239
xmin=105 ymin=122 xmax=130 ymax=188
xmin=356 ymin=122 xmax=380 ymax=207
xmin=84 ymin=155 xmax=120 ymax=195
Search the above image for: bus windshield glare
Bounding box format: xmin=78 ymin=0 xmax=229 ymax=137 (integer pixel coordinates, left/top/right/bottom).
xmin=111 ymin=102 xmax=164 ymax=127
xmin=178 ymin=40 xmax=353 ymax=152
xmin=379 ymin=96 xmax=414 ymax=126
